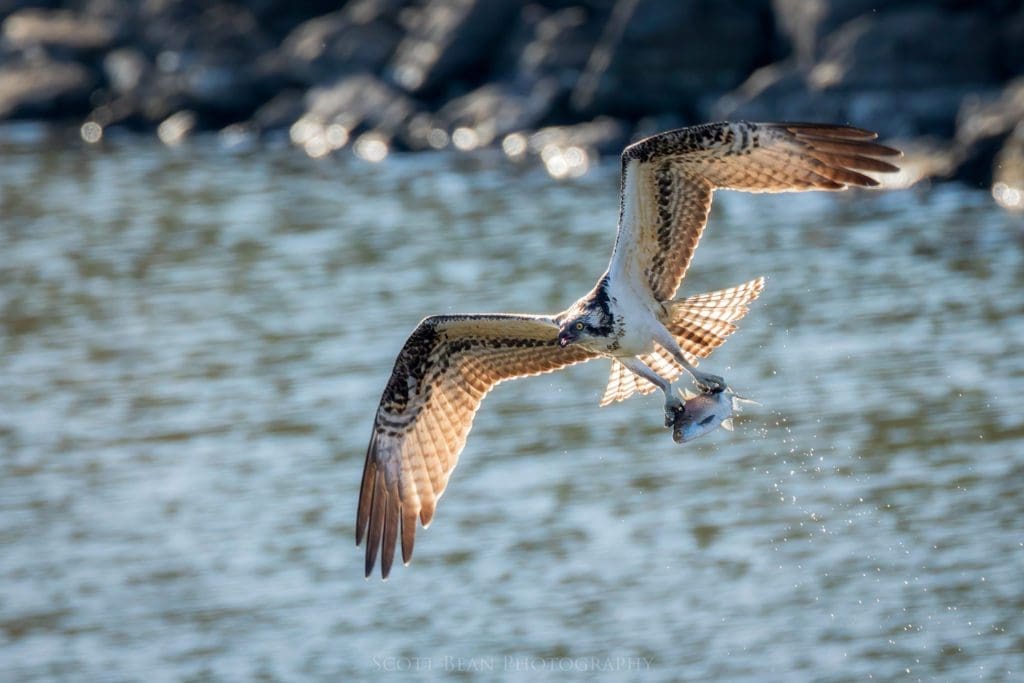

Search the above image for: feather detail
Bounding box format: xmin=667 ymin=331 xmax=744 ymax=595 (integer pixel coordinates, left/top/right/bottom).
xmin=609 ymin=122 xmax=900 ymax=301
xmin=357 ymin=314 xmax=597 ymax=578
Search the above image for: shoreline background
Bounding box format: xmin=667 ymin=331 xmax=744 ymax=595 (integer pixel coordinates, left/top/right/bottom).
xmin=1 ymin=0 xmax=1022 ymax=200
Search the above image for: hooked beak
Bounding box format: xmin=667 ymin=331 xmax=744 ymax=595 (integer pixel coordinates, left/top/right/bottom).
xmin=557 ymin=330 xmax=575 ymax=348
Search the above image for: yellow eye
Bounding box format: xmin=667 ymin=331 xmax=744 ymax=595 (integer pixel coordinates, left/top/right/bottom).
xmin=575 ymin=322 xmax=584 ymax=331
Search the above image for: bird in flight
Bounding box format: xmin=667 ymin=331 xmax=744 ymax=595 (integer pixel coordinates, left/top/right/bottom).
xmin=356 ymin=121 xmax=901 ymax=578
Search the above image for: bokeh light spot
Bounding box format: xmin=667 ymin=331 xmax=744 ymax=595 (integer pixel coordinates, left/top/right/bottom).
xmin=80 ymin=121 xmax=103 ymax=144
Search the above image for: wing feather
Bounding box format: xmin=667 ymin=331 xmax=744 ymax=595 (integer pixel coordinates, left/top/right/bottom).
xmin=609 ymin=121 xmax=901 ymax=301
xmin=599 ymin=359 xmax=658 ymax=406
xmin=356 ymin=314 xmax=597 ymax=578
xmin=381 ymin=484 xmax=400 ymax=579
xmin=401 ymin=507 xmax=416 ymax=565
xmin=364 ymin=470 xmax=385 ymax=577
xmin=355 ymin=452 xmax=375 ymax=546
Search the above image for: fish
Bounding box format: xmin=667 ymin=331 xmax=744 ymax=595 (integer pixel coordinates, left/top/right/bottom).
xmin=671 ymin=386 xmax=755 ymax=444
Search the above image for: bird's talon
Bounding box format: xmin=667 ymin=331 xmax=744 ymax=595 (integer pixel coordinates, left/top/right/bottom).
xmin=696 ymin=374 xmax=726 ymax=394
xmin=664 ymin=397 xmax=684 ymax=428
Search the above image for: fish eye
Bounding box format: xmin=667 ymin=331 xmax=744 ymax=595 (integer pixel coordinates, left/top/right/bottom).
xmin=575 ymin=322 xmax=584 ymax=331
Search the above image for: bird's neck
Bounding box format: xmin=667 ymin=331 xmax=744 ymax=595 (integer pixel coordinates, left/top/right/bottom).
xmin=588 ymin=273 xmax=613 ymax=317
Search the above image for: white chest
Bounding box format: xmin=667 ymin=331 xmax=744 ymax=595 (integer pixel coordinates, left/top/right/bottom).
xmin=605 ymin=282 xmax=661 ymax=357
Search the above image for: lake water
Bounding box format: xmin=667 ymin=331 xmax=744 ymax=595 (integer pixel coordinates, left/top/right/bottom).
xmin=1 ymin=126 xmax=1022 ymax=682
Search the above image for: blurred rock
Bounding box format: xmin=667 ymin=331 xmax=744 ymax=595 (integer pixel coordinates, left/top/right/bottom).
xmin=812 ymin=8 xmax=999 ymax=91
xmin=303 ymin=73 xmax=415 ymax=132
xmin=0 ymin=1 xmax=61 ymax=20
xmin=89 ymin=63 xmax=276 ymax=130
xmin=513 ymin=116 xmax=629 ymax=178
xmin=0 ymin=58 xmax=94 ymax=118
xmin=486 ymin=3 xmax=612 ymax=124
xmin=137 ymin=2 xmax=282 ymax=118
xmin=878 ymin=138 xmax=959 ymax=190
xmin=631 ymin=112 xmax=689 ymax=141
xmin=387 ymin=0 xmax=519 ymax=96
xmin=845 ymin=87 xmax=985 ymax=140
xmin=505 ymin=5 xmax=602 ymax=88
xmin=572 ymin=0 xmax=772 ymax=118
xmin=952 ymin=77 xmax=1024 ymax=186
xmin=1001 ymin=6 xmax=1024 ymax=77
xmin=85 ymin=2 xmax=285 ymax=127
xmin=0 ymin=0 xmax=1019 ymax=193
xmin=714 ymin=61 xmax=986 ymax=139
xmin=134 ymin=2 xmax=273 ymax=59
xmin=772 ymin=0 xmax=894 ymax=65
xmin=102 ymin=48 xmax=147 ymax=94
xmin=2 ymin=7 xmax=120 ymax=54
xmin=279 ymin=0 xmax=409 ymax=86
xmin=156 ymin=108 xmax=196 ymax=146
xmin=992 ymin=122 xmax=1024 ymax=211
xmin=527 ymin=116 xmax=629 ymax=157
xmin=716 ymin=6 xmax=1007 ymax=139
xmin=289 ymin=73 xmax=418 ymax=156
xmin=233 ymin=0 xmax=352 ymax=39
xmin=248 ymin=88 xmax=305 ymax=134
xmin=770 ymin=0 xmax=1006 ymax=71
xmin=432 ymin=79 xmax=560 ymax=149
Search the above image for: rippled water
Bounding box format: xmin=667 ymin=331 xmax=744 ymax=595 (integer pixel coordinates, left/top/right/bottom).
xmin=1 ymin=127 xmax=1022 ymax=681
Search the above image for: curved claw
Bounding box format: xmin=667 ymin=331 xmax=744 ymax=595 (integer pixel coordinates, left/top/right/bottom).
xmin=664 ymin=395 xmax=684 ymax=428
xmin=670 ymin=402 xmax=692 ymax=444
xmin=672 ymin=422 xmax=685 ymax=444
xmin=694 ymin=372 xmax=726 ymax=393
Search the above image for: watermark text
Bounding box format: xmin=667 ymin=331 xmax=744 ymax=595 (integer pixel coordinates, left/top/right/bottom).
xmin=371 ymin=655 xmax=652 ymax=673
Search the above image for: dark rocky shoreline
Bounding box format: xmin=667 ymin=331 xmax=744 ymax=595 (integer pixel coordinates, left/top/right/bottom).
xmin=1 ymin=0 xmax=1022 ymax=203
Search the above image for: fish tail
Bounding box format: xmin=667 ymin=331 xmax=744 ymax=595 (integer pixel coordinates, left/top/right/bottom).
xmin=730 ymin=393 xmax=762 ymax=410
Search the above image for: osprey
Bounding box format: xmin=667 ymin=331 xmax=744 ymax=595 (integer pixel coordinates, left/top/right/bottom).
xmin=356 ymin=121 xmax=900 ymax=578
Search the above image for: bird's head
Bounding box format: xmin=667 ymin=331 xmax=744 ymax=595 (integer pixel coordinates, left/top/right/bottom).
xmin=557 ymin=303 xmax=609 ymax=348
xmin=557 ymin=318 xmax=586 ymax=347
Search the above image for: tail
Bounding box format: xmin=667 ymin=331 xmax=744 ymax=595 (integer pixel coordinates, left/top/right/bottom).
xmin=600 ymin=277 xmax=766 ymax=406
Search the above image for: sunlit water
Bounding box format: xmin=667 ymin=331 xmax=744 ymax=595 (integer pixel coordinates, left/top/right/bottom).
xmin=1 ymin=128 xmax=1022 ymax=682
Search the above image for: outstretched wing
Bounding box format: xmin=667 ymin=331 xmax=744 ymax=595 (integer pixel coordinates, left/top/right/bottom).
xmin=356 ymin=314 xmax=597 ymax=579
xmin=608 ymin=121 xmax=901 ymax=302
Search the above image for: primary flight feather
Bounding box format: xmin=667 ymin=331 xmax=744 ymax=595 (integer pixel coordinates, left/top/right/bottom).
xmin=356 ymin=121 xmax=901 ymax=578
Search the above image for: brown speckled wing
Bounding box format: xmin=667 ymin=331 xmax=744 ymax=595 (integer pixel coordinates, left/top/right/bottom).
xmin=609 ymin=122 xmax=901 ymax=302
xmin=356 ymin=314 xmax=597 ymax=579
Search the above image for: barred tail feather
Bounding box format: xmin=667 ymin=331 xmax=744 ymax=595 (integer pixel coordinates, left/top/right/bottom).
xmin=599 ymin=277 xmax=765 ymax=405
xmin=600 ymin=359 xmax=653 ymax=406
xmin=668 ymin=277 xmax=766 ymax=322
